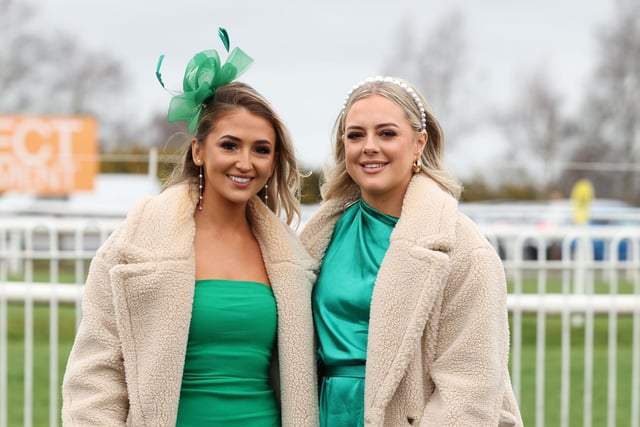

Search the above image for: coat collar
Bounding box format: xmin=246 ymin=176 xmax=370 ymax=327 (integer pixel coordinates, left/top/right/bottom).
xmin=124 ymin=183 xmax=315 ymax=271
xmin=391 ymin=173 xmax=458 ymax=251
xmin=301 ymin=174 xmax=458 ymax=259
xmin=142 ymin=184 xmax=317 ymax=301
xmin=247 ymin=196 xmax=316 ymax=271
xmin=368 ymin=175 xmax=459 ymax=411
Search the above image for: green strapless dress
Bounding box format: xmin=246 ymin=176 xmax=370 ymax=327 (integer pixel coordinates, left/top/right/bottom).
xmin=312 ymin=199 xmax=397 ymax=427
xmin=176 ymin=279 xmax=279 ymax=426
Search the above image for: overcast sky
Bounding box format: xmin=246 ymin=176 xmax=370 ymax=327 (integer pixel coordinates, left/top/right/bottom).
xmin=37 ymin=0 xmax=614 ymax=179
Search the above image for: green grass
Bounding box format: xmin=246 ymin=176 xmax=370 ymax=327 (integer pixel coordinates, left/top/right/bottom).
xmin=6 ymin=259 xmax=90 ymax=284
xmin=5 ymin=303 xmax=76 ymax=427
xmin=514 ymin=314 xmax=636 ymax=426
xmin=508 ymin=274 xmax=638 ymax=425
xmin=507 ymin=274 xmax=637 ymax=294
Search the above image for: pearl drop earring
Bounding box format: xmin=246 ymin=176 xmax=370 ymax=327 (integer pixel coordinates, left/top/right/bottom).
xmin=196 ymin=160 xmax=203 ymax=211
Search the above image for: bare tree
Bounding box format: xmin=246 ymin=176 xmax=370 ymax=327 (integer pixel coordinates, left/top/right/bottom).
xmin=569 ymin=0 xmax=640 ymax=203
xmin=414 ymin=12 xmax=466 ymax=129
xmin=494 ymin=68 xmax=571 ymax=192
xmin=382 ymin=10 xmax=476 ymax=144
xmin=0 ymin=0 xmax=46 ymax=111
xmin=0 ymin=0 xmax=133 ymax=148
xmin=382 ymin=16 xmax=417 ymax=79
xmin=143 ymin=111 xmax=188 ymax=150
xmin=47 ymin=35 xmax=127 ymax=114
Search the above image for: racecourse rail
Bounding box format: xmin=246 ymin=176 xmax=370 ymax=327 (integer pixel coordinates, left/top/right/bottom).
xmin=1 ymin=214 xmax=639 ymax=427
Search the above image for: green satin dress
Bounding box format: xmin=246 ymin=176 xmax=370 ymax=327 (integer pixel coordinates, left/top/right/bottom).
xmin=176 ymin=279 xmax=280 ymax=426
xmin=312 ymin=199 xmax=398 ymax=427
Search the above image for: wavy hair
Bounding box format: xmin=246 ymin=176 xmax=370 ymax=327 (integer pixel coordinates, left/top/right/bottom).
xmin=164 ymin=81 xmax=302 ymax=225
xmin=321 ymin=78 xmax=462 ymax=201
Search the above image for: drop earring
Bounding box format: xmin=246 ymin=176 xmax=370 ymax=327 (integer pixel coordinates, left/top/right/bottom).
xmin=197 ymin=161 xmax=204 ymax=211
xmin=263 ymin=182 xmax=269 ymax=204
xmin=412 ymin=158 xmax=422 ymax=174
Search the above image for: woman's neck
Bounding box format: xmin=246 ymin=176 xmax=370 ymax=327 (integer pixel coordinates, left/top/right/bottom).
xmin=361 ymin=191 xmax=405 ymax=218
xmin=194 ymin=199 xmax=252 ymax=234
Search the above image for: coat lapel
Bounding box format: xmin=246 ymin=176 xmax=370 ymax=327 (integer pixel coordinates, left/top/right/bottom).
xmin=109 ymin=185 xmax=198 ymax=425
xmin=110 ymin=259 xmax=195 ymax=425
xmin=246 ymin=199 xmax=319 ymax=426
xmin=365 ymin=175 xmax=459 ymax=413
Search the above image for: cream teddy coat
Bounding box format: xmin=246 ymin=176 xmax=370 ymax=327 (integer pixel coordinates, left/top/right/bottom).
xmin=62 ymin=184 xmax=319 ymax=426
xmin=300 ymin=174 xmax=523 ymax=427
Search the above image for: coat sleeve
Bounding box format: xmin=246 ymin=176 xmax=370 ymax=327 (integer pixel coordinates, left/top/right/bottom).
xmin=421 ymin=245 xmax=512 ymax=426
xmin=61 ymin=226 xmax=129 ymax=425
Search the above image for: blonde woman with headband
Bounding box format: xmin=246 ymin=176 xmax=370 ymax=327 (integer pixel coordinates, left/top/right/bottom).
xmin=62 ymin=29 xmax=318 ymax=426
xmin=301 ymin=76 xmax=522 ymax=426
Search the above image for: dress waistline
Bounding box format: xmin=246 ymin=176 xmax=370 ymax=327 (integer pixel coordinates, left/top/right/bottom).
xmin=323 ymin=364 xmax=366 ymax=378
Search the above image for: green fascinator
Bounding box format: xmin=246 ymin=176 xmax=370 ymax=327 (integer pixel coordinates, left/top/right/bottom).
xmin=156 ymin=27 xmax=253 ymax=133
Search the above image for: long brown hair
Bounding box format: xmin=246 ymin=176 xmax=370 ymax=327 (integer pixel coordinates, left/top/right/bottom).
xmin=164 ymin=81 xmax=302 ymax=225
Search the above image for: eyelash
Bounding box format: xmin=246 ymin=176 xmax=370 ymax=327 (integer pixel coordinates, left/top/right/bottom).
xmin=219 ymin=141 xmax=271 ymax=155
xmin=346 ymin=130 xmax=396 ymax=140
xmin=220 ymin=141 xmax=237 ymax=150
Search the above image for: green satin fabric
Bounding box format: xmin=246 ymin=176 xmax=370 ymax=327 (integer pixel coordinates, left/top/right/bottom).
xmin=312 ymin=199 xmax=397 ymax=427
xmin=176 ymin=279 xmax=279 ymax=426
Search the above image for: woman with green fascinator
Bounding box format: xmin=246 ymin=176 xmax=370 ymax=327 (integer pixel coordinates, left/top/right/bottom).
xmin=62 ymin=28 xmax=319 ymax=426
xmin=301 ymin=76 xmax=522 ymax=426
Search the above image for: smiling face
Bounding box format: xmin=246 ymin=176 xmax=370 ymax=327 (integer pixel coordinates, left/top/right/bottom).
xmin=192 ymin=108 xmax=276 ymax=211
xmin=343 ymin=94 xmax=426 ymax=216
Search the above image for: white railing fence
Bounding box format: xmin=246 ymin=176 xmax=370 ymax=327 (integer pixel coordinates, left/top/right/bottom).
xmin=1 ymin=219 xmax=639 ymax=427
xmin=0 ymin=217 xmax=120 ymax=427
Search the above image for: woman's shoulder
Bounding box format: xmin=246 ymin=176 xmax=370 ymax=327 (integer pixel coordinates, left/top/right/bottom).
xmin=399 ymin=177 xmax=495 ymax=256
xmin=444 ymin=211 xmax=505 ymax=280
xmin=248 ymin=198 xmax=317 ymax=267
xmin=454 ymin=211 xmax=494 ymax=249
xmin=125 ymin=184 xmax=193 ymax=223
xmin=298 ymin=198 xmax=351 ymax=257
xmin=103 ymin=184 xmax=194 ymax=252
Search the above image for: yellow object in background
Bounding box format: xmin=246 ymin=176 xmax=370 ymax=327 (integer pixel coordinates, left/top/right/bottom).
xmin=571 ymin=179 xmax=595 ymax=225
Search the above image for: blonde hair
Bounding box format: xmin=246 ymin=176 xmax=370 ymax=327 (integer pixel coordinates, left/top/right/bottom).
xmin=164 ymin=81 xmax=302 ymax=225
xmin=321 ymin=77 xmax=462 ymax=201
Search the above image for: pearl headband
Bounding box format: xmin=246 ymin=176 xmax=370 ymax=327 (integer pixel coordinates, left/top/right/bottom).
xmin=342 ymin=76 xmax=427 ymax=131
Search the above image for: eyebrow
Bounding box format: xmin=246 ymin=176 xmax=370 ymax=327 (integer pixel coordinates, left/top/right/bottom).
xmin=345 ymin=122 xmax=399 ymax=131
xmin=219 ymin=135 xmax=274 ymax=145
xmin=219 ymin=134 xmax=241 ymax=142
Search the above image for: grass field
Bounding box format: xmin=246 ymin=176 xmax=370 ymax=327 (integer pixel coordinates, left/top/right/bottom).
xmin=5 ymin=303 xmax=75 ymax=427
xmin=515 ymin=314 xmax=636 ymax=426
xmin=3 ymin=276 xmax=639 ymax=426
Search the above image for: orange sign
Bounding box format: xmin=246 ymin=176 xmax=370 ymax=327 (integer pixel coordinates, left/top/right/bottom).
xmin=0 ymin=115 xmax=98 ymax=195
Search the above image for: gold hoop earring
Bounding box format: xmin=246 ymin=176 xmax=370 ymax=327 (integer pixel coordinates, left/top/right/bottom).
xmin=412 ymin=158 xmax=422 ymax=174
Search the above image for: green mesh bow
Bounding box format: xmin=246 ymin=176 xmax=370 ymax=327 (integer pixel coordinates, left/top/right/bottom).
xmin=156 ymin=28 xmax=253 ymax=133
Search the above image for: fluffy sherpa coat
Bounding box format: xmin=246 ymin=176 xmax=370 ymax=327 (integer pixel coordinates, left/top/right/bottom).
xmin=62 ymin=184 xmax=319 ymax=426
xmin=299 ymin=174 xmax=523 ymax=427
